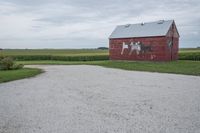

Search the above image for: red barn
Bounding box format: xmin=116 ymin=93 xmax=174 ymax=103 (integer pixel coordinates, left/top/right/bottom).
xmin=109 ymin=20 xmax=179 ymax=61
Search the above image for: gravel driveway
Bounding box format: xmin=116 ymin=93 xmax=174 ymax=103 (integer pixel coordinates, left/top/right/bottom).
xmin=0 ymin=65 xmax=200 ymax=133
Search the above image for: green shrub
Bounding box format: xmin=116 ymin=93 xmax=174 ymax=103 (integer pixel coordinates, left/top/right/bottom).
xmin=11 ymin=64 xmax=24 ymax=70
xmin=0 ymin=57 xmax=24 ymax=70
xmin=0 ymin=56 xmax=4 ymax=60
xmin=0 ymin=57 xmax=14 ymax=70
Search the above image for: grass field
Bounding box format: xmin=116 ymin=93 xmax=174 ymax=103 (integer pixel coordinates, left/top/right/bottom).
xmin=179 ymin=48 xmax=200 ymax=53
xmin=0 ymin=49 xmax=108 ymax=56
xmin=1 ymin=48 xmax=200 ymax=61
xmin=0 ymin=68 xmax=43 ymax=83
xmin=0 ymin=49 xmax=109 ymax=61
xmin=1 ymin=48 xmax=200 ymax=77
xmin=1 ymin=48 xmax=200 ymax=56
xmin=17 ymin=60 xmax=200 ymax=76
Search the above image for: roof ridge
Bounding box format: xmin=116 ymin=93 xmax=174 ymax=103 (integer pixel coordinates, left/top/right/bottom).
xmin=117 ymin=20 xmax=173 ymax=27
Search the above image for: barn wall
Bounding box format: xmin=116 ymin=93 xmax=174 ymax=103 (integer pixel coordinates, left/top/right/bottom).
xmin=109 ymin=36 xmax=178 ymax=61
xmin=166 ymin=22 xmax=179 ymax=60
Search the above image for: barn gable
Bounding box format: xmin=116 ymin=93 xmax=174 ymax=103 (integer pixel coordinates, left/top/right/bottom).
xmin=109 ymin=20 xmax=177 ymax=39
xmin=166 ymin=21 xmax=180 ymax=38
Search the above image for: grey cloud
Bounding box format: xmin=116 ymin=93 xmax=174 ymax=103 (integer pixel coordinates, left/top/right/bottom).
xmin=0 ymin=0 xmax=200 ymax=48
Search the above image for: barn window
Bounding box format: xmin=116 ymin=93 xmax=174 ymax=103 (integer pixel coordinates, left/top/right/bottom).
xmin=167 ymin=40 xmax=172 ymax=48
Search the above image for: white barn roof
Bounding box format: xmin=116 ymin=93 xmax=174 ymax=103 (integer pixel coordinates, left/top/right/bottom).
xmin=109 ymin=20 xmax=174 ymax=39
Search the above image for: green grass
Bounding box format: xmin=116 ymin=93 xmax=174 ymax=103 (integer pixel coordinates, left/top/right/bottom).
xmin=1 ymin=48 xmax=200 ymax=76
xmin=17 ymin=60 xmax=100 ymax=65
xmin=0 ymin=49 xmax=109 ymax=61
xmin=0 ymin=68 xmax=43 ymax=83
xmin=179 ymin=48 xmax=200 ymax=53
xmin=1 ymin=48 xmax=199 ymax=56
xmin=1 ymin=48 xmax=200 ymax=61
xmin=17 ymin=60 xmax=200 ymax=76
xmin=0 ymin=49 xmax=108 ymax=56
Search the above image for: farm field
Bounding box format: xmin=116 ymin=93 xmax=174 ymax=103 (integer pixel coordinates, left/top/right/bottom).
xmin=0 ymin=49 xmax=108 ymax=56
xmin=1 ymin=48 xmax=200 ymax=79
xmin=1 ymin=48 xmax=200 ymax=56
xmin=1 ymin=48 xmax=200 ymax=61
xmin=0 ymin=49 xmax=109 ymax=61
xmin=179 ymin=48 xmax=200 ymax=53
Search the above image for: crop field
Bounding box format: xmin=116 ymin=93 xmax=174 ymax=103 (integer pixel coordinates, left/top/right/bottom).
xmin=178 ymin=48 xmax=200 ymax=60
xmin=179 ymin=48 xmax=200 ymax=53
xmin=1 ymin=48 xmax=200 ymax=61
xmin=1 ymin=48 xmax=200 ymax=56
xmin=1 ymin=48 xmax=200 ymax=81
xmin=0 ymin=49 xmax=108 ymax=56
xmin=0 ymin=49 xmax=109 ymax=61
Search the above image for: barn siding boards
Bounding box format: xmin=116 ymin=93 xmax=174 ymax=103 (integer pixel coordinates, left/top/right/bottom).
xmin=109 ymin=20 xmax=179 ymax=61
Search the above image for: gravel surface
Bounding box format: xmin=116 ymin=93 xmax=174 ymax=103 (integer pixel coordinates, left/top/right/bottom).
xmin=0 ymin=65 xmax=200 ymax=133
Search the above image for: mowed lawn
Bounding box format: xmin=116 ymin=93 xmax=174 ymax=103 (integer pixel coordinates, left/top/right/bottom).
xmin=0 ymin=68 xmax=42 ymax=83
xmin=17 ymin=60 xmax=200 ymax=76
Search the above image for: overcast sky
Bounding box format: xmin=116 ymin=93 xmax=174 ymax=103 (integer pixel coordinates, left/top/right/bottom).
xmin=0 ymin=0 xmax=200 ymax=48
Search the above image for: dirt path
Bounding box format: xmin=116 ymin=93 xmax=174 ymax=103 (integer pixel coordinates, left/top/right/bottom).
xmin=0 ymin=65 xmax=200 ymax=133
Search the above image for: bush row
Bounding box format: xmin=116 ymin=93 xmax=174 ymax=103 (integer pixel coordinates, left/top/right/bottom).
xmin=178 ymin=52 xmax=200 ymax=61
xmin=0 ymin=55 xmax=109 ymax=61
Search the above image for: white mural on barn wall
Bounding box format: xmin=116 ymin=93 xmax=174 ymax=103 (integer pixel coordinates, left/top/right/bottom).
xmin=129 ymin=42 xmax=141 ymax=55
xmin=121 ymin=41 xmax=152 ymax=55
xmin=121 ymin=42 xmax=128 ymax=55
